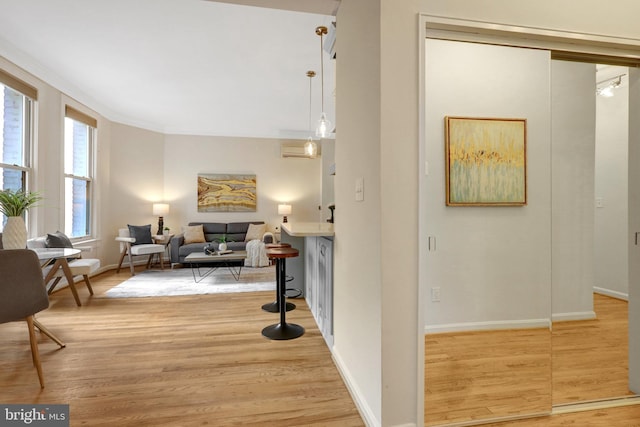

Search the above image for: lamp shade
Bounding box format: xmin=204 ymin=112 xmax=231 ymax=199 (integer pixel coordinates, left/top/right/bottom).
xmin=152 ymin=203 xmax=170 ymax=216
xmin=278 ymin=204 xmax=292 ymax=215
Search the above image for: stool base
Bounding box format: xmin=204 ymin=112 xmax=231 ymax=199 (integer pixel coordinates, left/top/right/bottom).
xmin=261 ymin=301 xmax=295 ymax=313
xmin=262 ymin=322 xmax=305 ymax=340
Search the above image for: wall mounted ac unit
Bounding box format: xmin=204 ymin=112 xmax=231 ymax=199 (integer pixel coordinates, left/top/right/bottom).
xmin=281 ymin=142 xmax=322 ymax=158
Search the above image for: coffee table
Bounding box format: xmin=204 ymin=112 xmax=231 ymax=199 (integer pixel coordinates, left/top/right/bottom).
xmin=184 ymin=251 xmax=247 ymax=283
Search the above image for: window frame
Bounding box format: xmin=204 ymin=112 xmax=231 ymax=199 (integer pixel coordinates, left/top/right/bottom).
xmin=63 ymin=107 xmax=97 ymax=240
xmin=0 ymin=75 xmax=36 ymax=232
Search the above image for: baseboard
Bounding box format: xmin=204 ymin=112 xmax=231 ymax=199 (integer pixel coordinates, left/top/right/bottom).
xmin=424 ymin=318 xmax=550 ymax=334
xmin=552 ymin=311 xmax=596 ymax=322
xmin=331 ymin=347 xmax=381 ymax=427
xmin=594 ymin=286 xmax=628 ymax=301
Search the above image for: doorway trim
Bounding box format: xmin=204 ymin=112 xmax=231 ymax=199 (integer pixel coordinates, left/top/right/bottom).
xmin=418 ymin=13 xmax=640 ymax=426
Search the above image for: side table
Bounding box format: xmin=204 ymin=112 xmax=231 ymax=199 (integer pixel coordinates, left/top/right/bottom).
xmin=151 ymin=234 xmax=174 ymax=266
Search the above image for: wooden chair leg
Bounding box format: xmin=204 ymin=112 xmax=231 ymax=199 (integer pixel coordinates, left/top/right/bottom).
xmin=26 ymin=316 xmax=45 ymax=388
xmin=116 ymin=249 xmax=127 ymax=273
xmin=83 ymin=275 xmax=94 ymax=295
xmin=146 ymin=254 xmax=153 ymax=269
xmin=127 ymin=251 xmax=135 ymax=276
xmin=47 ymin=277 xmax=63 ymax=294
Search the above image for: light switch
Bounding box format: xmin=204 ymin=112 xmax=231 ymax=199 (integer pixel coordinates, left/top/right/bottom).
xmin=596 ymin=197 xmax=604 ymax=208
xmin=355 ymin=177 xmax=364 ymax=201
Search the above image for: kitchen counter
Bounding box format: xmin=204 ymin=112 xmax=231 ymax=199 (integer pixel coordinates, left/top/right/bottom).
xmin=281 ymin=222 xmax=334 ymax=237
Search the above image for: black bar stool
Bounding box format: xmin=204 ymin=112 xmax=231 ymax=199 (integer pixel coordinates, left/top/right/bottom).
xmin=262 ymin=243 xmax=295 ymax=313
xmin=262 ymin=246 xmax=304 ymax=340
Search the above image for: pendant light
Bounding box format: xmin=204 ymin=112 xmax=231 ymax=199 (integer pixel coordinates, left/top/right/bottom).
xmin=304 ymin=70 xmax=318 ymax=158
xmin=315 ymin=26 xmax=332 ymax=138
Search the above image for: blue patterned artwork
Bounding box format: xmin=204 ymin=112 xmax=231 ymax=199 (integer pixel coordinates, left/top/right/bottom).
xmin=445 ymin=117 xmax=526 ymax=206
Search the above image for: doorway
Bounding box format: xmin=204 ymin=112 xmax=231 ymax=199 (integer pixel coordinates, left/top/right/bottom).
xmin=551 ymin=61 xmax=634 ymax=406
xmin=420 ymin=24 xmax=640 ymax=426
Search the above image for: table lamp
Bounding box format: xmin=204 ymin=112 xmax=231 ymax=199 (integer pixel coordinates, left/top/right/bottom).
xmin=278 ymin=204 xmax=292 ymax=223
xmin=152 ymin=203 xmax=170 ymax=235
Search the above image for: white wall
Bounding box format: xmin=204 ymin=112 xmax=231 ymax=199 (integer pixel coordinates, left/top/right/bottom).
xmin=333 ymin=1 xmax=383 ymax=425
xmin=321 ymin=138 xmax=335 ymax=220
xmin=163 ymin=134 xmax=321 ymax=234
xmin=551 ymin=60 xmax=596 ymax=321
xmin=106 ymin=123 xmax=165 ymax=264
xmin=595 ymin=66 xmax=629 ymax=298
xmin=423 ymin=40 xmax=552 ymax=331
xmin=422 ymin=0 xmax=640 ymax=40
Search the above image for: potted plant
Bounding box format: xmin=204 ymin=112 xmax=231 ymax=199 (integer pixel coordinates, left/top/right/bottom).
xmin=0 ymin=189 xmax=42 ymax=249
xmin=215 ymin=234 xmax=232 ymax=251
xmin=163 ymin=226 xmax=170 ymax=236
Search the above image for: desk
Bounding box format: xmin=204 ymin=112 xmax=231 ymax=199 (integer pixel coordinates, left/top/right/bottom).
xmin=33 ymin=248 xmax=82 ymax=306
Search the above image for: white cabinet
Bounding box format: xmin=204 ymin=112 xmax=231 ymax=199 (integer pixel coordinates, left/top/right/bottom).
xmin=305 ymin=236 xmax=318 ymax=314
xmin=305 ymin=236 xmax=333 ymax=348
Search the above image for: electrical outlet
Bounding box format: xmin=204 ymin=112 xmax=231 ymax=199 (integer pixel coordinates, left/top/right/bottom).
xmin=431 ymin=287 xmax=441 ymax=302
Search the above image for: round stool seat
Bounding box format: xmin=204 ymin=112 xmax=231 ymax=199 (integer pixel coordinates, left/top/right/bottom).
xmin=266 ymin=247 xmax=298 ymax=258
xmin=265 ymin=243 xmax=291 ymax=249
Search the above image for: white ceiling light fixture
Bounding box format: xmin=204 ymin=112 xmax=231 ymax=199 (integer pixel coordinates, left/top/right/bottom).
xmin=315 ymin=25 xmax=332 ymax=138
xmin=596 ymin=74 xmax=624 ymax=97
xmin=304 ymin=70 xmax=318 ymax=158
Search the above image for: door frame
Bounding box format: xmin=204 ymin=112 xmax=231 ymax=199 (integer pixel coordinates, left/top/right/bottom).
xmin=418 ymin=13 xmax=640 ymax=426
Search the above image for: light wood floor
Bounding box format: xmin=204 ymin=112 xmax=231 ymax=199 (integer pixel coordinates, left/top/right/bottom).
xmin=553 ymin=293 xmax=632 ymax=404
xmin=426 ymin=294 xmax=638 ymax=426
xmin=0 ymin=267 xmax=363 ymax=426
xmin=425 ymin=328 xmax=551 ymax=426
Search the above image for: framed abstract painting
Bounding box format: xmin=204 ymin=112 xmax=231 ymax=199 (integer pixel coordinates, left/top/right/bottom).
xmin=197 ymin=174 xmax=257 ymax=212
xmin=445 ymin=116 xmax=527 ymax=206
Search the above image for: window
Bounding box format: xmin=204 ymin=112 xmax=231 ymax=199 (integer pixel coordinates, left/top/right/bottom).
xmin=64 ymin=106 xmax=96 ymax=239
xmin=0 ymin=70 xmax=36 ymax=232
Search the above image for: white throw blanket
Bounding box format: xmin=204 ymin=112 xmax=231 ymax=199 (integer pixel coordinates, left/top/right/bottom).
xmin=245 ymin=239 xmax=269 ymax=267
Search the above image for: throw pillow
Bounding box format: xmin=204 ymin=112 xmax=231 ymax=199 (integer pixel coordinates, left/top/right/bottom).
xmin=127 ymin=224 xmax=153 ymax=245
xmin=244 ymin=223 xmax=267 ymax=242
xmin=45 ymin=231 xmax=73 ymax=248
xmin=183 ymin=224 xmax=206 ymax=244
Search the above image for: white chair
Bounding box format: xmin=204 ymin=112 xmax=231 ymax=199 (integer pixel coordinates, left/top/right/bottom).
xmin=26 ymin=236 xmax=99 ymax=306
xmin=116 ymin=228 xmax=166 ymax=275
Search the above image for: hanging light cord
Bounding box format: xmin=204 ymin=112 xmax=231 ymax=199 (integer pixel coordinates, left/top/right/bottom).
xmin=317 ymin=26 xmax=327 ymax=113
xmin=309 ymin=72 xmax=313 ymax=133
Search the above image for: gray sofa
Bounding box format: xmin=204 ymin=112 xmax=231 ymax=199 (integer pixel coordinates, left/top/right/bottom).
xmin=169 ymin=221 xmax=273 ymax=264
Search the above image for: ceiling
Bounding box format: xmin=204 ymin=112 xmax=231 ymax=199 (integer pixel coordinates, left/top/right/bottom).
xmin=0 ymin=0 xmax=338 ymax=140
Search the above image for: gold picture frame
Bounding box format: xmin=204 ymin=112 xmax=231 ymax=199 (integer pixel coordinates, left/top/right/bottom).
xmin=445 ymin=116 xmax=527 ymax=206
xmin=197 ymin=174 xmax=257 ymax=212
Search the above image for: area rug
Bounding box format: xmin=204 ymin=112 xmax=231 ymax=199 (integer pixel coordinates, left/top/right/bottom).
xmin=104 ymin=265 xmax=276 ymax=298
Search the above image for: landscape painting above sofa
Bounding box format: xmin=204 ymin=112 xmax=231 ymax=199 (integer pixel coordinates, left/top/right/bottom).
xmin=197 ymin=174 xmax=257 ymax=212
